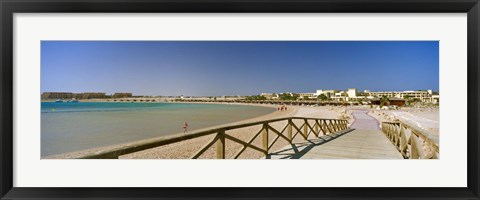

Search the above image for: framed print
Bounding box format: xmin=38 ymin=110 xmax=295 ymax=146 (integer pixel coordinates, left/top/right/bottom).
xmin=1 ymin=0 xmax=479 ymax=199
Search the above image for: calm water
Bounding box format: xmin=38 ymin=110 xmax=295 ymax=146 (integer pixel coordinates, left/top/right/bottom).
xmin=41 ymin=102 xmax=275 ymax=157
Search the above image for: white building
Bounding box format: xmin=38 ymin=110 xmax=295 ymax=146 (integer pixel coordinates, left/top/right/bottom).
xmin=260 ymin=93 xmax=279 ymax=99
xmin=315 ymin=89 xmax=338 ymax=98
xmin=347 ymin=88 xmax=357 ymax=98
xmin=315 ymin=88 xmax=439 ymax=104
xmin=365 ymin=90 xmax=436 ymax=103
xmin=259 ymin=88 xmax=439 ymax=104
xmin=298 ymin=92 xmax=316 ymax=99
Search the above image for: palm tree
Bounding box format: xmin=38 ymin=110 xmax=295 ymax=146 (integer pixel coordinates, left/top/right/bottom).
xmin=380 ymin=95 xmax=389 ymax=107
xmin=317 ymin=94 xmax=328 ymax=101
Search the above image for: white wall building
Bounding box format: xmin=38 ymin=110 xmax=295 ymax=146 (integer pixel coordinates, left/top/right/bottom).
xmin=315 ymin=89 xmax=338 ymax=98
xmin=365 ymin=90 xmax=436 ymax=103
xmin=298 ymin=93 xmax=316 ymax=99
xmin=260 ymin=93 xmax=279 ymax=99
xmin=258 ymin=88 xmax=439 ymax=104
xmin=347 ymin=88 xmax=357 ymax=98
xmin=315 ymin=88 xmax=439 ymax=104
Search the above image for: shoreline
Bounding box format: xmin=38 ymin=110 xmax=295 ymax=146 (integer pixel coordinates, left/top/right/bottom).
xmin=44 ymin=103 xmax=287 ymax=159
xmin=42 ymin=99 xmax=284 ymax=110
xmin=44 ymin=104 xmax=438 ymax=159
xmin=46 ymin=105 xmax=353 ymax=159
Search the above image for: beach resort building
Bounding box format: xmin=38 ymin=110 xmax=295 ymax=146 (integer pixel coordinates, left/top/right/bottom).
xmin=364 ymin=90 xmax=438 ymax=103
xmin=42 ymin=92 xmax=108 ymax=100
xmin=347 ymin=88 xmax=358 ymax=98
xmin=113 ymin=93 xmax=133 ymax=98
xmin=260 ymin=93 xmax=279 ymax=99
xmin=276 ymin=88 xmax=440 ymax=105
xmin=315 ymin=90 xmax=338 ymax=98
xmin=330 ymin=91 xmax=348 ymax=102
xmin=77 ymin=92 xmax=106 ymax=99
xmin=297 ymin=92 xmax=316 ymax=99
xmin=41 ymin=92 xmax=73 ymax=99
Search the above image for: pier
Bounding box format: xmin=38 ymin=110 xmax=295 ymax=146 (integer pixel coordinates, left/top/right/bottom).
xmin=76 ymin=109 xmax=438 ymax=159
xmin=269 ymin=111 xmax=403 ymax=159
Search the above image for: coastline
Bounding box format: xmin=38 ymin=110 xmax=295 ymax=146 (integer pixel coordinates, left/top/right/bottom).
xmin=46 ymin=104 xmax=352 ymax=159
xmin=42 ymin=98 xmax=284 ymax=109
xmin=44 ymin=102 xmax=439 ymax=159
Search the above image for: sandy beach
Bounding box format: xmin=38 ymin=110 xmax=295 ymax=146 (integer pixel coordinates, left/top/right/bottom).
xmin=367 ymin=107 xmax=439 ymax=136
xmin=121 ymin=105 xmax=351 ymax=159
xmin=48 ymin=104 xmax=352 ymax=159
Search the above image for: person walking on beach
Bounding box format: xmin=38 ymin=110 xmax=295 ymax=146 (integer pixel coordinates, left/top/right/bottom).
xmin=183 ymin=121 xmax=188 ymax=133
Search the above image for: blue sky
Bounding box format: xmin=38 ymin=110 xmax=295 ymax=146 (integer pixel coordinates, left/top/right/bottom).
xmin=41 ymin=41 xmax=439 ymax=96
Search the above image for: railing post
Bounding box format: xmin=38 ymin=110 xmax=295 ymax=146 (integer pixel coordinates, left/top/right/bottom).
xmin=386 ymin=124 xmax=390 ymax=139
xmin=216 ymin=130 xmax=225 ymax=159
xmin=303 ymin=119 xmax=308 ymax=140
xmin=330 ymin=120 xmax=336 ymax=132
xmin=391 ymin=124 xmax=395 ymax=142
xmin=395 ymin=123 xmax=400 ymax=147
xmin=262 ymin=123 xmax=269 ymax=156
xmin=287 ymin=119 xmax=293 ymax=144
xmin=333 ymin=120 xmax=338 ymax=132
xmin=323 ymin=120 xmax=330 ymax=134
xmin=384 ymin=123 xmax=388 ymax=136
xmin=400 ymin=124 xmax=407 ymax=156
xmin=334 ymin=120 xmax=340 ymax=131
xmin=388 ymin=124 xmax=393 ymax=140
xmin=391 ymin=124 xmax=395 ymax=140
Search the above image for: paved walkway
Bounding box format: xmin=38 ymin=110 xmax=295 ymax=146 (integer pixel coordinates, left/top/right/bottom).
xmin=268 ymin=110 xmax=403 ymax=159
xmin=350 ymin=110 xmax=380 ymax=130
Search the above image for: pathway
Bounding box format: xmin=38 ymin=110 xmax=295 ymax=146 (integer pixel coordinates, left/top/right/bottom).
xmin=268 ymin=110 xmax=403 ymax=159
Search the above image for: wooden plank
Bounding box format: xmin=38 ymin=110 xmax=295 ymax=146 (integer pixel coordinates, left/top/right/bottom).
xmin=323 ymin=120 xmax=333 ymax=134
xmin=332 ymin=120 xmax=338 ymax=132
xmin=304 ymin=120 xmax=316 ymax=138
xmin=262 ymin=123 xmax=269 ymax=155
xmin=191 ymin=134 xmax=220 ymax=159
xmin=267 ymin=124 xmax=291 ymax=144
xmin=216 ymin=131 xmax=225 ymax=159
xmin=233 ymin=127 xmax=264 ymax=159
xmin=78 ymin=117 xmax=368 ymax=159
xmin=381 ymin=121 xmax=438 ymax=159
xmin=270 ymin=129 xmax=403 ymax=159
xmin=287 ymin=119 xmax=293 ymax=143
xmin=399 ymin=125 xmax=408 ymax=158
xmin=268 ymin=135 xmax=281 ymax=151
xmin=224 ymin=134 xmax=266 ymax=154
xmin=303 ymin=120 xmax=308 ymax=140
xmin=316 ymin=120 xmax=327 ymax=136
xmin=409 ymin=135 xmax=423 ymax=159
xmin=291 ymin=123 xmax=307 ymax=140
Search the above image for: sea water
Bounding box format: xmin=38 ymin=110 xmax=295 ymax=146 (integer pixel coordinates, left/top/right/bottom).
xmin=41 ymin=102 xmax=275 ymax=157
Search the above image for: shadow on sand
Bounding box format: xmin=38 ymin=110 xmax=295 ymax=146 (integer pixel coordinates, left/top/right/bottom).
xmin=265 ymin=128 xmax=355 ymax=159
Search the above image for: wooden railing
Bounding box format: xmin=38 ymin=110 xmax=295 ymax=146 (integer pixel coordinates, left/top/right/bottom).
xmin=381 ymin=121 xmax=439 ymax=159
xmin=77 ymin=117 xmax=349 ymax=159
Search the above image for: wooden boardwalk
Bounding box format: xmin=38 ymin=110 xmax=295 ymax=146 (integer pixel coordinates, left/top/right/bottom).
xmin=269 ymin=111 xmax=403 ymax=159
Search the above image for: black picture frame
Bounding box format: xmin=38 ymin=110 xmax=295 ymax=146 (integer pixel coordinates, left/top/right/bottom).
xmin=1 ymin=0 xmax=479 ymax=199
